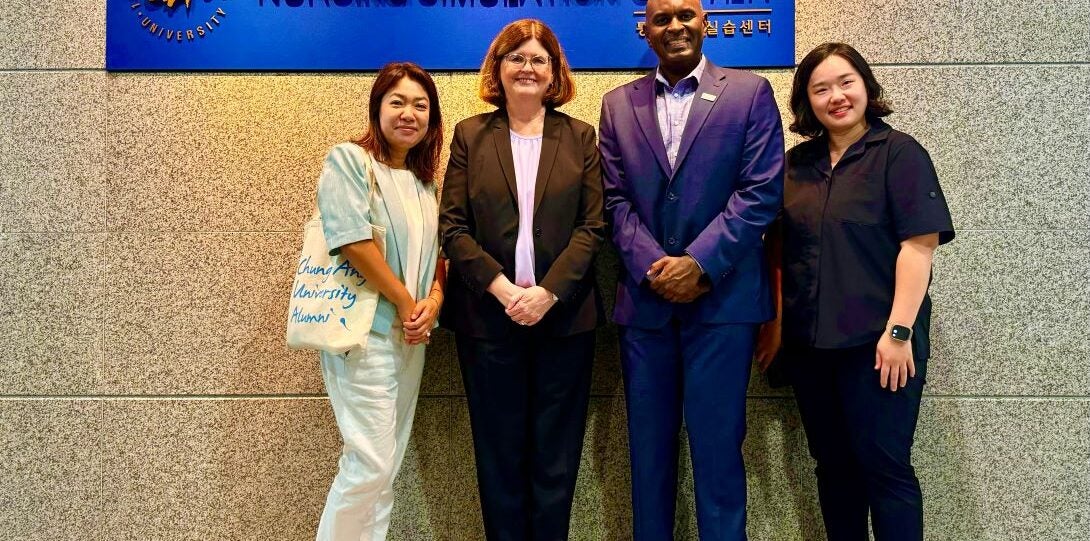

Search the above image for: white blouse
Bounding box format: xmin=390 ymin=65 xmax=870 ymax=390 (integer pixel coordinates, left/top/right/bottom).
xmin=510 ymin=130 xmax=543 ymax=288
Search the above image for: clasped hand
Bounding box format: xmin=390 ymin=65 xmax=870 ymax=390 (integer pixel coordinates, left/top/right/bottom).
xmin=489 ymin=275 xmax=556 ymax=327
xmin=399 ymin=297 xmax=439 ymax=345
xmin=647 ymin=255 xmax=709 ymax=303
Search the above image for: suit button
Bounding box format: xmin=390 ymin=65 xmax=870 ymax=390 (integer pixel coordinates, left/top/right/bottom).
xmin=667 ymin=237 xmax=677 ymax=246
xmin=534 ymin=228 xmax=542 ymax=238
xmin=667 ymin=192 xmax=677 ymax=201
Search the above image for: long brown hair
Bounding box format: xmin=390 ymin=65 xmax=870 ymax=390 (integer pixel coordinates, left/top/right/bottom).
xmin=355 ymin=62 xmax=443 ymax=183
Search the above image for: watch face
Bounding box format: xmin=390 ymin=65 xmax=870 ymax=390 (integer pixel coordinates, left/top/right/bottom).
xmin=891 ymin=325 xmax=911 ymax=341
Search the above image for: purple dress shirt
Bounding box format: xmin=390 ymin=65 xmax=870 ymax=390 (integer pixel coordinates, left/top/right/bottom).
xmin=656 ymin=56 xmax=706 ymax=170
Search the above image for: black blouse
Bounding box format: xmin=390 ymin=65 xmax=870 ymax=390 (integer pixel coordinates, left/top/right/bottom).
xmin=781 ymin=119 xmax=955 ymax=358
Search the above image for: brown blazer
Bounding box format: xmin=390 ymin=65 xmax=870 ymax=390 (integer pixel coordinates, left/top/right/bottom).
xmin=439 ymin=109 xmax=606 ymax=339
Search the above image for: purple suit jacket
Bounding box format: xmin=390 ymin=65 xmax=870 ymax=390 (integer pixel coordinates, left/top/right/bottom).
xmin=599 ymin=62 xmax=785 ymax=329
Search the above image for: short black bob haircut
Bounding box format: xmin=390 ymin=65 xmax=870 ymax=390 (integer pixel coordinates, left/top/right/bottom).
xmin=789 ymin=42 xmax=894 ymax=139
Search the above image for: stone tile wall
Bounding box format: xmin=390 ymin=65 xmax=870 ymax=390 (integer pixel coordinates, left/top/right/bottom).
xmin=1 ymin=1 xmax=1087 ymax=539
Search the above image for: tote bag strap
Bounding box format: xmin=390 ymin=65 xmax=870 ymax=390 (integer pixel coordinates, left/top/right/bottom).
xmin=359 ymin=147 xmax=381 ymax=207
xmin=356 ymin=147 xmax=387 ymax=258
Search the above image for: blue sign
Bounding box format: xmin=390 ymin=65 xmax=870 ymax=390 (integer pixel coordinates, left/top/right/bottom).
xmin=106 ymin=0 xmax=794 ymax=70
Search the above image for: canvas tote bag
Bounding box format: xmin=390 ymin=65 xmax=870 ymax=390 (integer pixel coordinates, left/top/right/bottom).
xmin=286 ymin=147 xmax=385 ymax=353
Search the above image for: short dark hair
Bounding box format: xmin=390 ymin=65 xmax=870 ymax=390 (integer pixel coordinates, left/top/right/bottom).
xmin=355 ymin=62 xmax=443 ymax=184
xmin=478 ymin=19 xmax=576 ymax=108
xmin=789 ymin=42 xmax=893 ymax=139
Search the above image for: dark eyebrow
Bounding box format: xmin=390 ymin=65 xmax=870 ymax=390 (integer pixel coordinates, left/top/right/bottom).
xmin=809 ymin=72 xmax=856 ymax=88
xmin=387 ymin=92 xmax=428 ymax=103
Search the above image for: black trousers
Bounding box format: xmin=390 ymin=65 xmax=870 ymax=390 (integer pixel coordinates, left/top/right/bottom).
xmin=456 ymin=329 xmax=595 ymax=541
xmin=790 ymin=341 xmax=927 ymax=541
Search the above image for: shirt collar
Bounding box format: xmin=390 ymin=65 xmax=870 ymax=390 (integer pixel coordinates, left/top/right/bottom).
xmin=811 ymin=118 xmax=892 ymax=174
xmin=863 ymin=117 xmax=892 ymax=143
xmin=840 ymin=119 xmax=891 ymax=162
xmin=655 ymin=55 xmax=707 ymax=93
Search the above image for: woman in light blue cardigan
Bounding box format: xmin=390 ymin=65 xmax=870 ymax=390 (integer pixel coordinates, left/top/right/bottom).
xmin=314 ymin=62 xmax=446 ymax=541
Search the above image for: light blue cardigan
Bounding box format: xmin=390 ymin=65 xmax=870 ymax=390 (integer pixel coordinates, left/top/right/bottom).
xmin=316 ymin=143 xmax=439 ymax=336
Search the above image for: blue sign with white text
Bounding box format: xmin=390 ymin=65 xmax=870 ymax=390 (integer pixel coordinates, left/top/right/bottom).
xmin=106 ymin=0 xmax=794 ymax=70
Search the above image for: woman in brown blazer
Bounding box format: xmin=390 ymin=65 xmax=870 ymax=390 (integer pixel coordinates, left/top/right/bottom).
xmin=438 ymin=18 xmax=605 ymax=541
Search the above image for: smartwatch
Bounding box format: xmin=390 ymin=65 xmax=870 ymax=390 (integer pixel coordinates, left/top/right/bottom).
xmin=889 ymin=324 xmax=912 ymax=342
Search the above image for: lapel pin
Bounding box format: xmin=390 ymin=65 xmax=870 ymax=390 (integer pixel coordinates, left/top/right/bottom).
xmin=700 ymin=92 xmax=716 ymax=102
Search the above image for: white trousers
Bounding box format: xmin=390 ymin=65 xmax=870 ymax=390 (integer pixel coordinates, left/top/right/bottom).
xmin=316 ymin=330 xmax=425 ymax=541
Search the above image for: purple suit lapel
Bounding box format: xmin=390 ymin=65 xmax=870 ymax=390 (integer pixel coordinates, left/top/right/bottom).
xmin=673 ymin=65 xmax=728 ymax=175
xmin=630 ymin=72 xmax=671 ymax=177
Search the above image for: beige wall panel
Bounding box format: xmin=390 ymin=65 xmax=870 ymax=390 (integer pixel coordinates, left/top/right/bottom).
xmin=101 ymin=232 xmax=320 ymax=395
xmin=0 ymin=400 xmax=101 ymax=541
xmin=100 ymin=231 xmax=461 ymax=397
xmin=98 ymin=398 xmax=338 ymax=541
xmin=929 ymin=230 xmax=1090 ymax=396
xmin=447 ymin=397 xmax=484 ymax=540
xmin=388 ymin=398 xmax=455 ymax=539
xmin=106 ymin=74 xmax=374 ymax=232
xmin=589 ymin=323 xmax=626 ymax=397
xmin=915 ymin=399 xmax=1090 ymax=541
xmin=0 ymin=1 xmax=105 ymax=69
xmin=96 ymin=398 xmax=453 ymax=540
xmin=554 ymin=72 xmax=643 ymax=128
xmin=0 ymin=234 xmax=104 ymax=395
xmin=421 ymin=327 xmax=460 ymax=396
xmin=876 ymin=66 xmax=1090 ymax=230
xmin=4 ymin=397 xmax=1084 ymax=540
xmin=2 ymin=1 xmax=1086 ymax=539
xmin=795 ymin=0 xmax=1090 ymax=64
xmin=0 ymin=72 xmax=106 ymax=233
xmin=569 ymin=396 xmax=634 ymax=540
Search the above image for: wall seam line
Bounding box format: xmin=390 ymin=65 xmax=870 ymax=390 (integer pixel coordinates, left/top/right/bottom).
xmin=2 ymin=394 xmax=1088 ymax=401
xmin=0 ymin=229 xmax=1081 ymax=235
xmin=0 ymin=61 xmax=1088 ymax=74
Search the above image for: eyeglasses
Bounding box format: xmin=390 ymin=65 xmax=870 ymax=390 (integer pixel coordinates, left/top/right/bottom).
xmin=503 ymin=53 xmax=551 ymax=70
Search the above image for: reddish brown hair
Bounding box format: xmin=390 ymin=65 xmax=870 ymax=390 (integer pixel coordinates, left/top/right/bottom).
xmin=478 ymin=19 xmax=576 ymax=108
xmin=355 ymin=62 xmax=443 ymax=183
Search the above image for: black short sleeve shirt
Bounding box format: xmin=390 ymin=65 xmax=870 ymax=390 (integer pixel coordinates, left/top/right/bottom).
xmin=781 ymin=120 xmax=955 ymax=358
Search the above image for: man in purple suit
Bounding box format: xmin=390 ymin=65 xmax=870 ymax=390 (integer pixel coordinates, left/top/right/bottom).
xmin=598 ymin=0 xmax=784 ymax=537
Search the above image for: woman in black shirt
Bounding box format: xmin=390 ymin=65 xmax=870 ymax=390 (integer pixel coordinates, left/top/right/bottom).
xmin=757 ymin=43 xmax=955 ymax=541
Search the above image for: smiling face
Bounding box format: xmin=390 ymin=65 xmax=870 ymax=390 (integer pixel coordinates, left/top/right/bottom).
xmin=378 ymin=76 xmax=430 ymax=157
xmin=644 ymin=0 xmax=706 ymax=76
xmin=498 ymin=38 xmax=555 ymax=105
xmin=806 ymin=54 xmax=869 ymax=136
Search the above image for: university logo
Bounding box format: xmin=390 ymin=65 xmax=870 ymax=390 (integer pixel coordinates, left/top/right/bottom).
xmin=128 ymin=0 xmax=229 ymax=44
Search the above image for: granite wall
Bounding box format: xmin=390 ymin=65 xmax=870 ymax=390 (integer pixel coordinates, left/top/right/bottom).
xmin=1 ymin=1 xmax=1088 ymax=539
